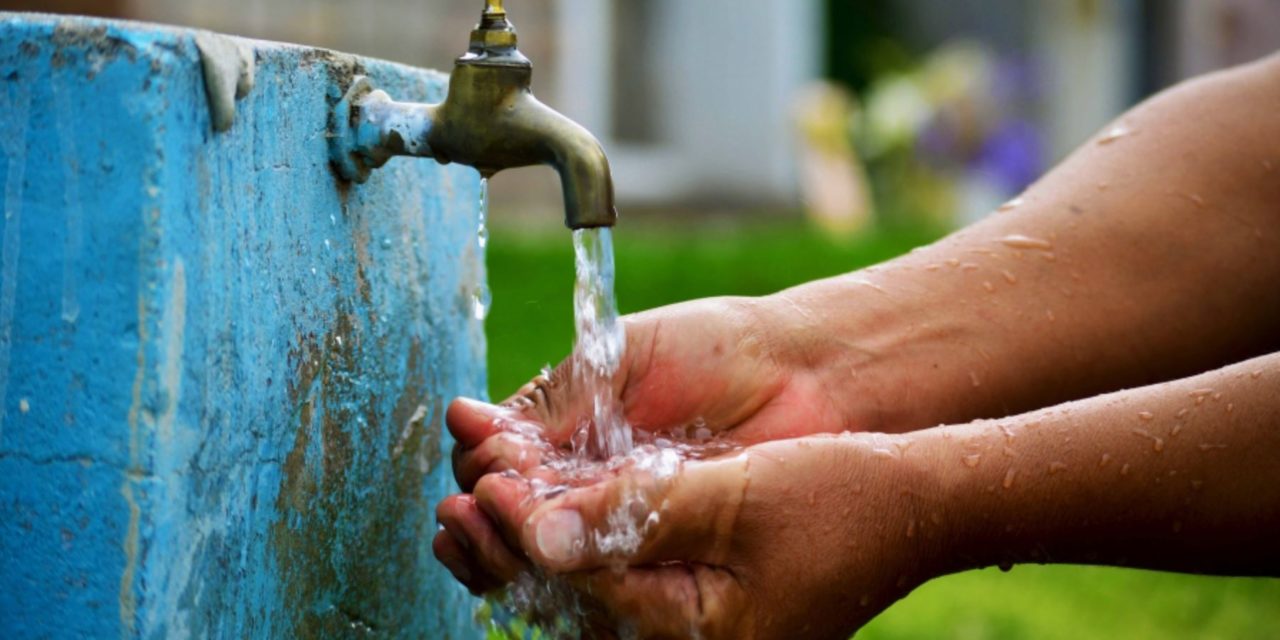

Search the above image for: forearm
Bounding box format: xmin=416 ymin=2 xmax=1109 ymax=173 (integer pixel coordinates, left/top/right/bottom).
xmin=770 ymin=54 xmax=1280 ymax=430
xmin=917 ymin=350 xmax=1280 ymax=576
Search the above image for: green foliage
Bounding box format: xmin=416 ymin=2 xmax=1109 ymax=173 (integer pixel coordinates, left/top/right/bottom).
xmin=860 ymin=566 xmax=1280 ymax=639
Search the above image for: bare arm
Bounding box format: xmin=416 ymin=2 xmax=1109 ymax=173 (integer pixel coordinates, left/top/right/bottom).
xmin=773 ymin=54 xmax=1280 ymax=432
xmin=918 ymin=350 xmax=1280 ymax=577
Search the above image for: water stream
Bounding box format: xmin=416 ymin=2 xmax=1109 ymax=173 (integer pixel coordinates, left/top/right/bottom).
xmin=570 ymin=227 xmax=631 ymax=459
xmin=487 ymin=219 xmax=736 ymax=637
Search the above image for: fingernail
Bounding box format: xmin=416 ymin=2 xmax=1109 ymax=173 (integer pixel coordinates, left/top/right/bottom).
xmin=441 ymin=556 xmax=471 ymax=582
xmin=535 ymin=509 xmax=585 ymax=565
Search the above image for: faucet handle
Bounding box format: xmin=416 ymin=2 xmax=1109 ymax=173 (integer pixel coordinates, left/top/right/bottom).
xmin=469 ymin=0 xmax=518 ymax=55
xmin=481 ymin=0 xmax=506 ymax=24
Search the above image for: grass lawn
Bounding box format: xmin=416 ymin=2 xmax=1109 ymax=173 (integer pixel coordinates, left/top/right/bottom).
xmin=481 ymin=216 xmax=1280 ymax=638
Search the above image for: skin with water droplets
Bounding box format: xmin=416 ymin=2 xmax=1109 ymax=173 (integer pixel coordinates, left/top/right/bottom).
xmin=1097 ymin=124 xmax=1131 ymax=144
xmin=998 ymin=234 xmax=1054 ymax=251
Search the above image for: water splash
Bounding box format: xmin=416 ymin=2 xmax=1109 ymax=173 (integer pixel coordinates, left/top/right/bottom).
xmin=487 ymin=226 xmax=749 ymax=636
xmin=572 ymin=227 xmax=630 ymax=459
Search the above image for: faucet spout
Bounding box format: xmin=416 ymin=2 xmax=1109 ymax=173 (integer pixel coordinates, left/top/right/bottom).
xmin=329 ymin=3 xmax=616 ymax=229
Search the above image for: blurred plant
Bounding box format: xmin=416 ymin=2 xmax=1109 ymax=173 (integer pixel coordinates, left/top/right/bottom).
xmin=854 ymin=41 xmax=1046 ymax=227
xmin=793 ymin=83 xmax=874 ymax=238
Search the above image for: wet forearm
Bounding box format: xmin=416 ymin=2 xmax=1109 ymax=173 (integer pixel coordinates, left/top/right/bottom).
xmin=777 ymin=54 xmax=1280 ymax=430
xmin=918 ymin=351 xmax=1280 ymax=577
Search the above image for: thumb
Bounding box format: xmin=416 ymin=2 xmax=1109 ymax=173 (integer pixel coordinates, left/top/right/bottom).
xmin=474 ymin=451 xmax=750 ymax=574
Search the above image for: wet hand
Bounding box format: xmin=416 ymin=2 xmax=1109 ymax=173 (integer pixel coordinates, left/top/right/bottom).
xmin=446 ymin=296 xmax=862 ymax=493
xmin=442 ymin=434 xmax=947 ymax=638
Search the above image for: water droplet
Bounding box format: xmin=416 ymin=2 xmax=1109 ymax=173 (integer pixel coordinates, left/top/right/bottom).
xmin=998 ymin=234 xmax=1054 ymax=251
xmin=472 ymin=283 xmax=492 ymax=321
xmin=1045 ymin=309 xmax=1056 ymax=322
xmin=1048 ymin=461 xmax=1067 ymax=474
xmin=969 ymin=371 xmax=981 ymax=387
xmin=1099 ymin=453 xmax=1111 ymax=466
xmin=1170 ymin=423 xmax=1183 ymax=437
xmin=1225 ymin=402 xmax=1234 ymax=413
xmin=1197 ymin=443 xmax=1228 ymax=451
xmin=1097 ymin=124 xmax=1131 ymax=145
xmin=998 ymin=560 xmax=1013 ymax=572
xmin=694 ymin=427 xmax=712 ymax=441
xmin=1120 ymin=463 xmax=1131 ymax=475
xmin=999 ymin=424 xmax=1015 ymax=441
xmin=982 ymin=280 xmax=995 ymax=292
xmin=1002 ymin=468 xmax=1017 ymax=489
xmin=962 ymin=453 xmax=981 ymax=468
xmin=925 ymin=263 xmax=940 ymax=271
xmin=997 ymin=196 xmax=1024 ymax=212
xmin=905 ymin=520 xmax=916 ymax=538
xmin=946 ymin=258 xmax=960 ymax=267
xmin=1175 ymin=408 xmax=1189 ymax=419
xmin=1001 ymin=270 xmax=1018 ymax=285
xmin=18 ymin=397 xmax=29 ymax=413
xmin=1251 ymin=370 xmax=1263 ymax=379
xmin=1187 ymin=193 xmax=1205 ymax=207
xmin=323 ymin=238 xmax=331 ymax=250
xmin=1137 ymin=411 xmax=1153 ymax=421
xmin=1190 ymin=480 xmax=1203 ymax=490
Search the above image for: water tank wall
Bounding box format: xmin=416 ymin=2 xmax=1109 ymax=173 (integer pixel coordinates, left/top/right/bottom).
xmin=0 ymin=14 xmax=483 ymax=638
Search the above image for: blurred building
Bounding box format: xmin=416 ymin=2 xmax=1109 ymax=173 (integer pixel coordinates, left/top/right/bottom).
xmin=5 ymin=0 xmax=1279 ymax=220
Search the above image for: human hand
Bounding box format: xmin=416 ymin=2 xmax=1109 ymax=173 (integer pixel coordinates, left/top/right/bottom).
xmin=447 ymin=295 xmax=875 ymax=494
xmin=446 ymin=433 xmax=947 ymax=638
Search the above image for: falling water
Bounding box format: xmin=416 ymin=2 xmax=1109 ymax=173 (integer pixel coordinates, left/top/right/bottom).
xmin=488 ymin=224 xmax=736 ymax=637
xmin=571 ymin=227 xmax=631 ymax=458
xmin=471 ymin=179 xmax=492 ymax=321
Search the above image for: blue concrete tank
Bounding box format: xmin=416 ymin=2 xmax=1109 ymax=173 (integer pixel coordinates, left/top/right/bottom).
xmin=0 ymin=14 xmax=483 ymax=638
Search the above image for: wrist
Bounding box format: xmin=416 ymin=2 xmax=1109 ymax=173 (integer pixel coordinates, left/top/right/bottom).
xmin=760 ymin=278 xmax=991 ymax=433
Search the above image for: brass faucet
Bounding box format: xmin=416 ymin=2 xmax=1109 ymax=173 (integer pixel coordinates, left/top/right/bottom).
xmin=329 ymin=0 xmax=617 ymax=229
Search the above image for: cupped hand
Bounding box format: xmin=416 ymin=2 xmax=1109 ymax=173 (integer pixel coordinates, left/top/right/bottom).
xmin=442 ymin=433 xmax=949 ymax=638
xmin=446 ymin=295 xmax=869 ymax=494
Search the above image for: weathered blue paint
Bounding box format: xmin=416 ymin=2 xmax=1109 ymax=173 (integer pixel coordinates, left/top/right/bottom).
xmin=0 ymin=14 xmax=485 ymax=638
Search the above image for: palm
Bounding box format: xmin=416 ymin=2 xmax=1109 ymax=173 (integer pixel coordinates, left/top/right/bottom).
xmin=514 ymin=297 xmax=851 ymax=446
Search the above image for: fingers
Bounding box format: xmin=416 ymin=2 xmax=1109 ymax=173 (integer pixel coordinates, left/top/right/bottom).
xmin=453 ymin=431 xmax=552 ymax=492
xmin=445 ymin=397 xmax=515 ymax=449
xmin=473 ymin=453 xmax=750 ymax=574
xmin=435 ymin=494 xmax=529 ymax=593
